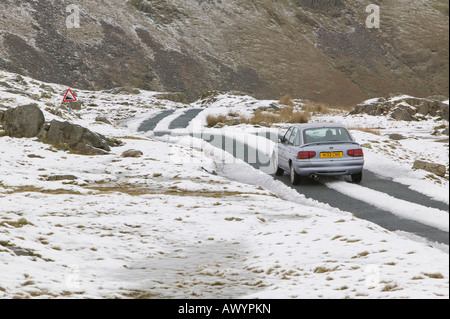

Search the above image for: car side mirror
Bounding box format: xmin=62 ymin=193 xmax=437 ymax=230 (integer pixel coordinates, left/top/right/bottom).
xmin=278 ymin=137 xmax=284 ymax=143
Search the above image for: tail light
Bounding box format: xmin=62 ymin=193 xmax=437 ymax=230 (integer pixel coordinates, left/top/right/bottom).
xmin=297 ymin=151 xmax=316 ymax=159
xmin=347 ymin=149 xmax=364 ymax=157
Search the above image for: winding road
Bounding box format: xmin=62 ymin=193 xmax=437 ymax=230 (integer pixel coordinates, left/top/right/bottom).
xmin=138 ymin=108 xmax=449 ymax=246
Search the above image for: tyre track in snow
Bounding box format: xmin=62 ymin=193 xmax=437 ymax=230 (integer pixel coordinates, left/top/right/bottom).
xmin=273 ymin=174 xmax=448 ymax=245
xmin=138 ymin=110 xmax=176 ymax=132
xmin=139 ymin=110 xmax=449 ymax=246
xmin=359 ymin=170 xmax=448 ymax=212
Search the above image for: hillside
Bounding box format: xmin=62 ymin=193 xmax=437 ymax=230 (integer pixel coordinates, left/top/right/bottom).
xmin=0 ymin=0 xmax=448 ymax=106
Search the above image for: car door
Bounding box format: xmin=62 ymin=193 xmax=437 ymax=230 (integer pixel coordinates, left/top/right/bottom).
xmin=278 ymin=127 xmax=293 ymax=170
xmin=286 ymin=127 xmax=299 ymax=163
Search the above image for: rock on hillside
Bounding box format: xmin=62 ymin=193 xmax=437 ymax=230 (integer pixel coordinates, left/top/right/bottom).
xmin=1 ymin=104 xmax=45 ymax=138
xmin=350 ymin=95 xmax=449 ymax=122
xmin=40 ymin=120 xmax=112 ymax=155
xmin=1 ymin=103 xmax=116 ymax=155
xmin=0 ymin=0 xmax=448 ymax=106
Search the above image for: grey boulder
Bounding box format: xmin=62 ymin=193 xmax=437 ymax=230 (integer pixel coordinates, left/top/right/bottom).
xmin=2 ymin=104 xmax=45 ymax=138
xmin=41 ymin=120 xmax=111 ymax=155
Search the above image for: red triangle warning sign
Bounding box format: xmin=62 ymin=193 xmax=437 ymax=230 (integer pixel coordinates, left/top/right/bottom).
xmin=62 ymin=89 xmax=77 ymax=102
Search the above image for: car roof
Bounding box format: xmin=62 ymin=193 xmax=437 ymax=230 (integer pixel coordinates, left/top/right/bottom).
xmin=289 ymin=122 xmax=347 ymax=130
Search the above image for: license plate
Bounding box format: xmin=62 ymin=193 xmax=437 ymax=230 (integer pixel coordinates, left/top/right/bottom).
xmin=320 ymin=152 xmax=343 ymax=158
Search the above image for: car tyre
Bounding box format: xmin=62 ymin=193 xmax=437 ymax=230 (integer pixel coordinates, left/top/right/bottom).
xmin=290 ymin=164 xmax=302 ymax=185
xmin=351 ymin=172 xmax=363 ymax=183
xmin=275 ymin=166 xmax=284 ymax=176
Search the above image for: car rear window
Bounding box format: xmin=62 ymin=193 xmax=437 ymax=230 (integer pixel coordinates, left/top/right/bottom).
xmin=303 ymin=127 xmax=352 ymax=143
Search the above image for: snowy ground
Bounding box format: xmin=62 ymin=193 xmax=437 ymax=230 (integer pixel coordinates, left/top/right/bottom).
xmin=0 ymin=70 xmax=448 ymax=298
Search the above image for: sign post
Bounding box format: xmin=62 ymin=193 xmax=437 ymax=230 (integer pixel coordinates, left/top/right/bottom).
xmin=62 ymin=89 xmax=77 ymax=113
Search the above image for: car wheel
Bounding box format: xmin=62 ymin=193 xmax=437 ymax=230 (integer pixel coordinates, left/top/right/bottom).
xmin=275 ymin=166 xmax=284 ymax=176
xmin=351 ymin=172 xmax=363 ymax=183
xmin=290 ymin=164 xmax=302 ymax=185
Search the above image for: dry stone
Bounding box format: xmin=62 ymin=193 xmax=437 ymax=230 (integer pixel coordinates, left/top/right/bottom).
xmin=413 ymin=160 xmax=446 ymax=177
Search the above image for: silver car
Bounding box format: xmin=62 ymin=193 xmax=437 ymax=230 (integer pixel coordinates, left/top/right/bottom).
xmin=276 ymin=123 xmax=364 ymax=185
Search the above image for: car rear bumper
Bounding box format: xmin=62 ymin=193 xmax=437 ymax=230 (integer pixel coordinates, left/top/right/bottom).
xmin=293 ymin=159 xmax=364 ymax=176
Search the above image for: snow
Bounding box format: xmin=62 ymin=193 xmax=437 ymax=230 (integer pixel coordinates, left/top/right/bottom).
xmin=361 ymin=97 xmax=381 ymax=105
xmin=388 ymin=94 xmax=416 ymax=102
xmin=0 ymin=70 xmax=448 ymax=299
xmin=153 ymin=109 xmax=185 ymax=131
xmin=326 ymin=180 xmax=449 ymax=232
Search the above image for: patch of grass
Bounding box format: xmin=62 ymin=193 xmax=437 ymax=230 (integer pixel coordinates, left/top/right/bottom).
xmin=0 ymin=218 xmax=33 ymax=228
xmin=87 ymin=183 xmax=275 ymax=199
xmin=207 ymin=104 xmax=310 ymax=127
xmin=352 ymin=251 xmax=369 ymax=258
xmin=224 ymin=217 xmax=244 ymax=222
xmin=240 ymin=111 xmax=278 ymax=125
xmin=227 ymin=110 xmax=240 ymax=117
xmin=5 ymin=185 xmax=83 ymax=195
xmin=0 ymin=241 xmax=45 ymax=259
xmin=119 ymin=135 xmax=151 ymax=141
xmin=0 ymin=240 xmax=11 ymax=247
xmin=206 ymin=114 xmax=228 ymax=127
xmin=257 ymin=217 xmax=266 ymax=223
xmin=241 ymin=107 xmax=310 ymax=125
xmin=38 ymin=237 xmax=49 ymax=245
xmin=381 ymin=283 xmax=399 ymax=292
xmin=279 ymin=107 xmax=310 ymax=123
xmin=423 ymin=272 xmax=444 ymax=279
xmin=314 ymin=266 xmax=339 ymax=274
xmin=26 ymin=289 xmax=57 ymax=298
xmin=302 ymin=102 xmax=331 ymax=114
xmin=279 ymin=94 xmax=295 ymax=107
xmin=21 ymin=280 xmax=35 ymax=287
xmin=211 ymin=281 xmax=225 ymax=286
